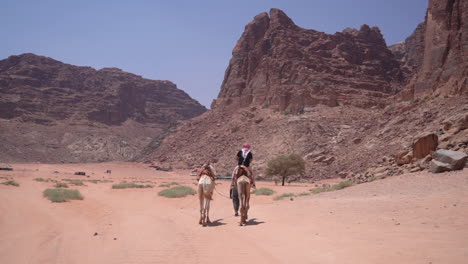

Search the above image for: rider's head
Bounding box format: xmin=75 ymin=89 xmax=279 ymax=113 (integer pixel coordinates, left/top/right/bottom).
xmin=242 ymin=143 xmax=251 ymax=149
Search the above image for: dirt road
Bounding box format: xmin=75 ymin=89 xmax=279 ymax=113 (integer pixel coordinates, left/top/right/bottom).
xmin=1 ymin=163 xmax=467 ymax=263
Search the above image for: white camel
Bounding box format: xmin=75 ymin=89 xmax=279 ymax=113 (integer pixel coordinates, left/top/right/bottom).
xmin=197 ymin=165 xmax=216 ymax=226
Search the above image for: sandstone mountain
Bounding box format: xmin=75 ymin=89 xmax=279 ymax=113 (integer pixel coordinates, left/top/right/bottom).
xmin=213 ymin=9 xmax=403 ymax=112
xmin=143 ymin=2 xmax=468 ymax=179
xmin=402 ymin=0 xmax=467 ymax=98
xmin=0 ymin=53 xmax=206 ymax=163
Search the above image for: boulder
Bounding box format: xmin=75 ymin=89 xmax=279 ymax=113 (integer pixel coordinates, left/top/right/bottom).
xmin=395 ymin=150 xmax=413 ymax=165
xmin=432 ymin=149 xmax=468 ymax=171
xmin=412 ymin=133 xmax=438 ymax=159
xmin=429 ymin=160 xmax=451 ymax=173
xmin=418 ymin=154 xmax=432 ymax=170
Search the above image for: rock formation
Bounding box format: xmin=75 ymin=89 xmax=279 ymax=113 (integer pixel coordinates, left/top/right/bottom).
xmin=143 ymin=4 xmax=468 ymax=179
xmin=0 ymin=53 xmax=206 ymax=125
xmin=389 ymin=22 xmax=426 ymax=80
xmin=0 ymin=53 xmax=206 ymax=163
xmin=213 ymin=9 xmax=404 ymax=113
xmin=404 ymin=0 xmax=468 ymax=98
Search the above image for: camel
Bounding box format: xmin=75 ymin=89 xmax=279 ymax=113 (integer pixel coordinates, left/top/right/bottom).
xmin=197 ymin=165 xmax=216 ymax=226
xmin=235 ymin=166 xmax=252 ymax=226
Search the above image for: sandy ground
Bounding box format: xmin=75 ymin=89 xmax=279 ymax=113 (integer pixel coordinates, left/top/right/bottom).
xmin=0 ymin=162 xmax=467 ymax=264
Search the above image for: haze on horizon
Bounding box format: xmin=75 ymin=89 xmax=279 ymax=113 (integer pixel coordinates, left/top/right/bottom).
xmin=1 ymin=0 xmax=428 ymax=108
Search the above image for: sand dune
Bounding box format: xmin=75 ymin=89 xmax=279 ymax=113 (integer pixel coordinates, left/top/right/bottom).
xmin=1 ymin=163 xmax=467 ymax=264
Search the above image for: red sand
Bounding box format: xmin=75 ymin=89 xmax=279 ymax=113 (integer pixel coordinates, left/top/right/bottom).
xmin=1 ymin=163 xmax=467 ymax=264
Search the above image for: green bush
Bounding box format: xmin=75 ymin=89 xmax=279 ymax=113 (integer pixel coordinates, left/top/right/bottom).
xmin=2 ymin=180 xmax=19 ymax=187
xmin=158 ymin=182 xmax=179 ymax=188
xmin=34 ymin=178 xmax=46 ymax=182
xmin=158 ymin=186 xmax=196 ymax=198
xmin=252 ymin=188 xmax=275 ymax=196
xmin=265 ymin=154 xmax=305 ymax=186
xmin=87 ymin=179 xmax=112 ymax=184
xmin=310 ymin=187 xmax=327 ymax=194
xmin=310 ymin=180 xmax=353 ymax=194
xmin=43 ymin=189 xmax=83 ymax=202
xmin=54 ymin=182 xmax=69 ymax=188
xmin=63 ymin=179 xmax=85 ymax=186
xmin=273 ymin=193 xmax=296 ymax=201
xmin=112 ymin=182 xmax=153 ymax=189
xmin=330 ymin=180 xmax=353 ymax=190
xmin=298 ymin=192 xmax=311 ymax=197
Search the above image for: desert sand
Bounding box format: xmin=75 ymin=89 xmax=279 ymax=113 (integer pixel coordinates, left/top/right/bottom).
xmin=0 ymin=163 xmax=467 ymax=264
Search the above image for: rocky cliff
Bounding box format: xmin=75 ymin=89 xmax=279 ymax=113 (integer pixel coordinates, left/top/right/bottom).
xmin=213 ymin=9 xmax=404 ymax=113
xmin=404 ymin=0 xmax=468 ymax=98
xmin=389 ymin=22 xmax=426 ymax=80
xmin=143 ymin=4 xmax=468 ymax=179
xmin=0 ymin=53 xmax=206 ymax=125
xmin=0 ymin=53 xmax=206 ymax=163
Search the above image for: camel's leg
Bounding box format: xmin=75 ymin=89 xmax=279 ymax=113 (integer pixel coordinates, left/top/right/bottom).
xmin=202 ymin=192 xmax=209 ymax=227
xmin=206 ymin=196 xmax=211 ymax=224
xmin=238 ymin=182 xmax=245 ymax=226
xmin=245 ymin=184 xmax=251 ymax=221
xmin=198 ymin=185 xmax=204 ymax=225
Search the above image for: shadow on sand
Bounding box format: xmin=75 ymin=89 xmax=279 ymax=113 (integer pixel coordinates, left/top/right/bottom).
xmin=207 ymin=219 xmax=226 ymax=227
xmin=245 ymin=218 xmax=265 ymax=226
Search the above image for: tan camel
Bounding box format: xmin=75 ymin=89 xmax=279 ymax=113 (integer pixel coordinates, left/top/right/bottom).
xmin=236 ymin=166 xmax=252 ymax=226
xmin=197 ymin=165 xmax=216 ymax=226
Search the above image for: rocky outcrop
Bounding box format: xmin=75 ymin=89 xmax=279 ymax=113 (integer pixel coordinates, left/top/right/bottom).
xmin=213 ymin=9 xmax=403 ymax=113
xmin=0 ymin=53 xmax=206 ymax=163
xmin=0 ymin=53 xmax=206 ymax=125
xmin=405 ymin=0 xmax=468 ymax=98
xmin=389 ymin=22 xmax=426 ymax=80
xmin=142 ymin=4 xmax=468 ymax=180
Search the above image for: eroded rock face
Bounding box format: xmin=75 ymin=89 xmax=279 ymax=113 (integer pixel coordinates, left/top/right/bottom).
xmin=405 ymin=0 xmax=468 ymax=98
xmin=0 ymin=53 xmax=206 ymax=125
xmin=389 ymin=22 xmax=426 ymax=81
xmin=0 ymin=53 xmax=206 ymax=163
xmin=142 ymin=4 xmax=468 ymax=179
xmin=213 ymin=9 xmax=404 ymax=113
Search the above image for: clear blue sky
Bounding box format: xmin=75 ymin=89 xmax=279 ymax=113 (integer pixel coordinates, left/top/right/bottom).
xmin=1 ymin=0 xmax=428 ymax=108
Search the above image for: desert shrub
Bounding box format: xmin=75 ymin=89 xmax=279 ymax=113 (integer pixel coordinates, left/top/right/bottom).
xmin=158 ymin=182 xmax=179 ymax=188
xmin=252 ymin=188 xmax=275 ymax=196
xmin=87 ymin=179 xmax=112 ymax=184
xmin=158 ymin=186 xmax=196 ymax=198
xmin=112 ymin=182 xmax=153 ymax=189
xmin=310 ymin=187 xmax=327 ymax=194
xmin=63 ymin=179 xmax=85 ymax=186
xmin=265 ymin=154 xmax=305 ymax=186
xmin=43 ymin=189 xmax=83 ymax=202
xmin=330 ymin=180 xmax=353 ymax=190
xmin=34 ymin=178 xmax=46 ymax=182
xmin=2 ymin=180 xmax=19 ymax=187
xmin=298 ymin=192 xmax=311 ymax=196
xmin=310 ymin=180 xmax=353 ymax=194
xmin=54 ymin=182 xmax=69 ymax=188
xmin=273 ymin=193 xmax=296 ymax=201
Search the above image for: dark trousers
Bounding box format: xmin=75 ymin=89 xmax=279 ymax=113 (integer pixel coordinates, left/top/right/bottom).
xmin=230 ymin=187 xmax=239 ymax=212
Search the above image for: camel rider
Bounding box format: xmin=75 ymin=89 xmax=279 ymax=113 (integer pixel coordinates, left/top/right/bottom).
xmin=236 ymin=143 xmax=255 ymax=187
xmin=230 ymin=143 xmax=255 ymax=217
